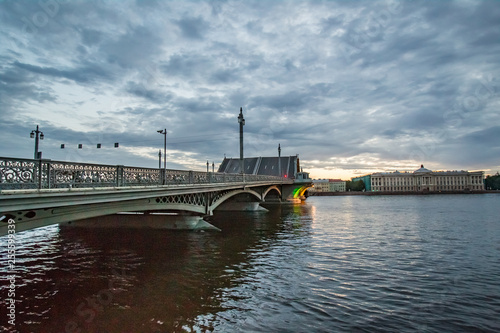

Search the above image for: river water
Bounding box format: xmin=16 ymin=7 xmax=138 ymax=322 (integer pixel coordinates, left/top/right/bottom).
xmin=1 ymin=194 xmax=500 ymax=332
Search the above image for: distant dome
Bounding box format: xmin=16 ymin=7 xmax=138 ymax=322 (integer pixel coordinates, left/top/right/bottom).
xmin=414 ymin=164 xmax=432 ymax=173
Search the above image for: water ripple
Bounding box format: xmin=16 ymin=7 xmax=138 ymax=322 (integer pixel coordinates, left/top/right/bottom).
xmin=2 ymin=195 xmax=500 ymax=332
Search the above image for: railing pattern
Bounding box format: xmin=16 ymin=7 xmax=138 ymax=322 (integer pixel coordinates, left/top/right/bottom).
xmin=0 ymin=157 xmax=285 ymax=190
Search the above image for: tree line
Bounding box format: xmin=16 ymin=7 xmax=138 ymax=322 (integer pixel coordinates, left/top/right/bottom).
xmin=345 ymin=180 xmax=366 ymax=191
xmin=485 ymin=173 xmax=500 ymax=190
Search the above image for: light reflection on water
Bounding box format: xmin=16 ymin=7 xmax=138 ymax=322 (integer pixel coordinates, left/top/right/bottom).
xmin=1 ymin=194 xmax=500 ymax=332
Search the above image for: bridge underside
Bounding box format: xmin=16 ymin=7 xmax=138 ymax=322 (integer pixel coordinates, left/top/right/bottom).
xmin=0 ymin=183 xmax=310 ymax=235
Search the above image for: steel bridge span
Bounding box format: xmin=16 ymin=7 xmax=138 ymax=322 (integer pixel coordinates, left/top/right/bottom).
xmin=0 ymin=157 xmax=312 ymax=235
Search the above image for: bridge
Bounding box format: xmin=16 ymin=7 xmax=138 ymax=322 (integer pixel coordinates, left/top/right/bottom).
xmin=0 ymin=156 xmax=312 ymax=235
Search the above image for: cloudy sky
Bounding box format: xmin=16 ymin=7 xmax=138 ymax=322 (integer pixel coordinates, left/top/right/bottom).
xmin=1 ymin=0 xmax=499 ymax=179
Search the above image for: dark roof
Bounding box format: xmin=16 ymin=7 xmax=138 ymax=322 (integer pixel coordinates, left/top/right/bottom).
xmin=218 ymin=156 xmax=298 ymax=178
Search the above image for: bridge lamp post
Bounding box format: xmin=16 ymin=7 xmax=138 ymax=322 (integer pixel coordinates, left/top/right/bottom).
xmin=30 ymin=125 xmax=44 ymax=159
xmin=157 ymin=129 xmax=167 ymax=184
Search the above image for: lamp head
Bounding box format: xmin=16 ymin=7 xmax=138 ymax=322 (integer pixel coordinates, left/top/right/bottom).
xmin=30 ymin=131 xmax=35 ymax=138
xmin=238 ymin=107 xmax=245 ymax=124
xmin=40 ymin=133 xmax=44 ymax=140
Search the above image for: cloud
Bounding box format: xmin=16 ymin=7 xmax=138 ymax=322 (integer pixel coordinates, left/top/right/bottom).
xmin=0 ymin=0 xmax=499 ymax=178
xmin=13 ymin=61 xmax=111 ymax=83
xmin=175 ymin=16 xmax=209 ymax=40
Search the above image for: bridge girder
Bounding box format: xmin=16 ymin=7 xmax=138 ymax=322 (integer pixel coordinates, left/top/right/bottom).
xmin=0 ymin=183 xmax=288 ymax=235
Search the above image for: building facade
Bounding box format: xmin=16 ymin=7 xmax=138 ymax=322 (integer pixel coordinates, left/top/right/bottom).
xmin=370 ymin=165 xmax=484 ymax=192
xmin=351 ymin=175 xmax=372 ymax=191
xmin=311 ymin=179 xmax=347 ymax=192
xmin=329 ymin=179 xmax=346 ymax=192
xmin=311 ymin=179 xmax=329 ymax=192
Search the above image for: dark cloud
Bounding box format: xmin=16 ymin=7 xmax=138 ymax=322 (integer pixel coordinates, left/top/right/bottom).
xmin=80 ymin=29 xmax=103 ymax=46
xmin=175 ymin=16 xmax=209 ymax=40
xmin=13 ymin=61 xmax=111 ymax=83
xmin=101 ymin=25 xmax=163 ymax=68
xmin=161 ymin=53 xmax=213 ymax=78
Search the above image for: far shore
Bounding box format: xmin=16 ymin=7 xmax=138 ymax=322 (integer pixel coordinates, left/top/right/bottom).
xmin=307 ymin=190 xmax=499 ymax=196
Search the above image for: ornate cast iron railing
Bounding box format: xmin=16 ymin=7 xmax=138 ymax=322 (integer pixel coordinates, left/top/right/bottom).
xmin=0 ymin=157 xmax=285 ymax=190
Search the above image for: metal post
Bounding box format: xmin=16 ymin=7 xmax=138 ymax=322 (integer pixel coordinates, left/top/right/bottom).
xmin=164 ymin=130 xmax=167 ymax=171
xmin=30 ymin=125 xmax=44 ymax=160
xmin=158 ymin=150 xmax=161 ymax=169
xmin=46 ymin=162 xmax=51 ymax=189
xmin=157 ymin=129 xmax=167 ymax=184
xmin=238 ymin=107 xmax=245 ymax=175
xmin=38 ymin=158 xmax=43 ymax=189
xmin=35 ymin=131 xmax=39 ymax=159
xmin=116 ymin=165 xmax=124 ymax=187
xmin=278 ymin=143 xmax=281 ymax=178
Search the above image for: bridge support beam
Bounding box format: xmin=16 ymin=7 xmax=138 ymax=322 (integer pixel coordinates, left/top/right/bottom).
xmin=216 ymin=201 xmax=268 ymax=212
xmin=61 ymin=213 xmax=221 ymax=231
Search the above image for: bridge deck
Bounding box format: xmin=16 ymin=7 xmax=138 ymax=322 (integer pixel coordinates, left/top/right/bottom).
xmin=0 ymin=180 xmax=293 ymax=211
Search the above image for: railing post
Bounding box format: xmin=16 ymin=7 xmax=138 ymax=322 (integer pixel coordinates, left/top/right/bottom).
xmin=116 ymin=165 xmax=124 ymax=187
xmin=46 ymin=162 xmax=51 ymax=189
xmin=160 ymin=169 xmax=165 ymax=185
xmin=37 ymin=159 xmax=42 ymax=190
xmin=189 ymin=171 xmax=194 ymax=184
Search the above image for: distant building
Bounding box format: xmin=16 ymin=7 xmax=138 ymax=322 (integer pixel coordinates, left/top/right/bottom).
xmin=351 ymin=174 xmax=371 ymax=191
xmin=310 ymin=179 xmax=346 ymax=192
xmin=329 ymin=179 xmax=346 ymax=192
xmin=311 ymin=179 xmax=329 ymax=192
xmin=369 ymin=165 xmax=484 ymax=192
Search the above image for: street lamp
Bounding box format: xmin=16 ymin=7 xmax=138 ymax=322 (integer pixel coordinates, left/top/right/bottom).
xmin=30 ymin=125 xmax=44 ymax=159
xmin=238 ymin=107 xmax=245 ymax=174
xmin=157 ymin=129 xmax=167 ymax=184
xmin=157 ymin=129 xmax=167 ymax=169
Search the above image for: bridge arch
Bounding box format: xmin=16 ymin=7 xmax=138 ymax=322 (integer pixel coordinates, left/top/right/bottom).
xmin=262 ymin=185 xmax=282 ymax=201
xmin=209 ymin=188 xmax=262 ymax=212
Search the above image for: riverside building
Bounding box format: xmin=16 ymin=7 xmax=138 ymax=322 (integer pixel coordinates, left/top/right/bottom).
xmin=310 ymin=179 xmax=346 ymax=192
xmin=370 ymin=165 xmax=484 ymax=192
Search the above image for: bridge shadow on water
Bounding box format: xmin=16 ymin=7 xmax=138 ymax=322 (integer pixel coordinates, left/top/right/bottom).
xmin=1 ymin=203 xmax=314 ymax=333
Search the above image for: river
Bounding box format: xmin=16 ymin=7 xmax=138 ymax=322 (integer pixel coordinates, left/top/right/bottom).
xmin=1 ymin=194 xmax=499 ymax=332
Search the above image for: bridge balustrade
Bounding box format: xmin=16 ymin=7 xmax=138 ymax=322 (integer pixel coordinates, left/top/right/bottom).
xmin=0 ymin=157 xmax=284 ymax=190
